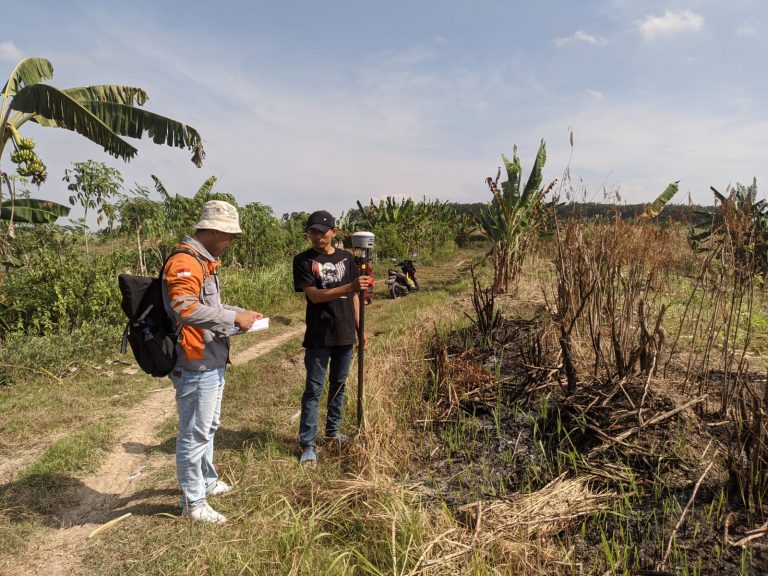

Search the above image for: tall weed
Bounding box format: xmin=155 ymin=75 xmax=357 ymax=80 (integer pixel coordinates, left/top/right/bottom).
xmin=220 ymin=262 xmax=303 ymax=315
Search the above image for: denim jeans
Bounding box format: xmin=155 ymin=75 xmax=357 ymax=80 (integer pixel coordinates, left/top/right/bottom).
xmin=300 ymin=345 xmax=354 ymax=449
xmin=170 ymin=367 xmax=225 ymax=509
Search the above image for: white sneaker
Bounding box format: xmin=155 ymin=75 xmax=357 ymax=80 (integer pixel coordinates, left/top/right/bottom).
xmin=207 ymin=480 xmax=234 ymax=496
xmin=182 ymin=502 xmax=227 ymax=524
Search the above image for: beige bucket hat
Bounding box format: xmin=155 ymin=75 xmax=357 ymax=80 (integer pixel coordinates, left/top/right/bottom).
xmin=195 ymin=200 xmax=242 ymax=234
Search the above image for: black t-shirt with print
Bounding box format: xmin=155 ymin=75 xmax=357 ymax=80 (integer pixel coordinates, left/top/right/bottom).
xmin=292 ymin=247 xmax=360 ymax=347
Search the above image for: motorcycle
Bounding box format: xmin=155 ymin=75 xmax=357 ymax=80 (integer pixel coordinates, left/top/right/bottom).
xmin=385 ymin=259 xmax=419 ymax=299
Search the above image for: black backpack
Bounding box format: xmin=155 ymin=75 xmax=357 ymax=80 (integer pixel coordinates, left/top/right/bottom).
xmin=118 ymin=248 xmax=206 ymax=377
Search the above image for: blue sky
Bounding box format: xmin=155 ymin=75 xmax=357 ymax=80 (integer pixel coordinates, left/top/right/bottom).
xmin=2 ymin=0 xmax=767 ymax=221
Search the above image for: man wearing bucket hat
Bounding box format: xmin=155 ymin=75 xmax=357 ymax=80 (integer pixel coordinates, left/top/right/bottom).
xmin=292 ymin=210 xmax=371 ymax=468
xmin=162 ymin=200 xmax=263 ymax=523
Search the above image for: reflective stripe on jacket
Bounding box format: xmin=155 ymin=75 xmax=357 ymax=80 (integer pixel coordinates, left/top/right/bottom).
xmin=161 ymin=235 xmax=242 ymax=371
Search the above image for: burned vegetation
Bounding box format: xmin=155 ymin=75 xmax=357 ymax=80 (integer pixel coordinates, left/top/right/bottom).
xmin=411 ymin=209 xmax=768 ymax=574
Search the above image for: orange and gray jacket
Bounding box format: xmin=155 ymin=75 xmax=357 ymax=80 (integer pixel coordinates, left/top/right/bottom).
xmin=161 ymin=236 xmax=243 ymax=371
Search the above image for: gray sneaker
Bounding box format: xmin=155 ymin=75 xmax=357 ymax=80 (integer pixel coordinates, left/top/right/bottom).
xmin=182 ymin=502 xmax=227 ymax=524
xmin=324 ymin=432 xmax=350 ymax=445
xmin=300 ymin=448 xmax=317 ymax=468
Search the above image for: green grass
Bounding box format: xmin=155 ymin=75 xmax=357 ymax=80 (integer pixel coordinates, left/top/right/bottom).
xmin=220 ymin=261 xmax=304 ymax=315
xmin=0 ymin=418 xmax=118 ymax=565
xmin=0 ymin=323 xmax=157 ymax=446
xmin=0 ymin=247 xmax=482 ymax=574
xmin=23 ymin=418 xmax=118 ymax=479
xmin=74 ymin=254 xmax=473 ymax=574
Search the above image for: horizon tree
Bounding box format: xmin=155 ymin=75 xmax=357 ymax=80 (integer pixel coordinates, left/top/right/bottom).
xmin=64 ymin=160 xmax=124 ymax=254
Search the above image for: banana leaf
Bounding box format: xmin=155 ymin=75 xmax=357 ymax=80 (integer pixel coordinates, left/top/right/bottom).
xmin=521 ymin=139 xmax=547 ymax=203
xmin=194 ymin=176 xmax=218 ymax=199
xmin=1 ymin=198 xmax=70 ymax=223
xmin=501 ymin=149 xmax=521 ymax=206
xmin=11 ymin=83 xmax=138 ymax=161
xmin=61 ymin=85 xmax=149 ymax=107
xmin=640 ymin=181 xmax=679 ymax=220
xmin=1 ymin=57 xmax=53 ymax=99
xmin=151 ymin=175 xmax=171 ymax=201
xmin=710 ymin=186 xmax=727 ymax=204
xmin=356 ymin=200 xmax=374 ymax=227
xmin=81 ymin=101 xmax=204 ymax=167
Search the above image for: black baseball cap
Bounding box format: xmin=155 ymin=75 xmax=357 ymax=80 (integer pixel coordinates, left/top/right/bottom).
xmin=306 ymin=210 xmax=336 ymax=232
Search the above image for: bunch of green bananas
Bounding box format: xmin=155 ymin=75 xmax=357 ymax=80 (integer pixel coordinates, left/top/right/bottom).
xmin=10 ymin=148 xmax=35 ymax=163
xmin=10 ymin=136 xmax=47 ymax=185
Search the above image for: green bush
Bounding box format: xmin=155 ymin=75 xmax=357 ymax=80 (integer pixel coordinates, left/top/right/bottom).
xmin=0 ymin=242 xmax=132 ymax=335
xmin=342 ymin=197 xmax=460 ymax=262
xmin=220 ymin=262 xmax=303 ymax=315
xmin=230 ymin=203 xmax=307 ymax=268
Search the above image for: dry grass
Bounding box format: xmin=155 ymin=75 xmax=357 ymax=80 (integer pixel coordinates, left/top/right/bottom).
xmin=460 ymin=475 xmax=615 ymax=543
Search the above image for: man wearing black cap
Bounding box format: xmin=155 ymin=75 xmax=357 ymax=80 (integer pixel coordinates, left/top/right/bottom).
xmin=292 ymin=210 xmax=371 ymax=467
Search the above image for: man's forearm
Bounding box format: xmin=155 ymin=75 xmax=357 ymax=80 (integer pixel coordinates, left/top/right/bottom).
xmin=177 ymin=303 xmax=237 ymax=332
xmin=303 ymin=283 xmax=356 ymax=304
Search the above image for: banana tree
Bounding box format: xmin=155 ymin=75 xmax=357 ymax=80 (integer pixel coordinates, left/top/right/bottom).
xmin=355 ymin=197 xmax=415 ymax=228
xmin=151 ymin=174 xmax=235 ymax=235
xmin=689 ymin=179 xmax=768 ymax=272
xmin=0 ymin=172 xmax=70 ymax=264
xmin=0 ymin=56 xmax=205 ymax=226
xmin=477 ymin=139 xmax=550 ymax=293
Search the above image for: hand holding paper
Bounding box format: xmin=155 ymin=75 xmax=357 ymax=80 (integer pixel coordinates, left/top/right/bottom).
xmin=229 ymin=317 xmax=270 ymax=336
xmin=234 ymin=310 xmax=263 ymax=331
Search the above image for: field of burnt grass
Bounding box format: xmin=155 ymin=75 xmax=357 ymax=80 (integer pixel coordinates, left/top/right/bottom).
xmin=408 ymin=220 xmax=768 ymax=575
xmin=414 ymin=315 xmax=768 ymax=574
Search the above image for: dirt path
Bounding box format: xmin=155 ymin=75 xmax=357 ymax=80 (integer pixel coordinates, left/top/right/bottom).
xmin=0 ymin=431 xmax=70 ymax=483
xmin=6 ymin=326 xmax=304 ymax=576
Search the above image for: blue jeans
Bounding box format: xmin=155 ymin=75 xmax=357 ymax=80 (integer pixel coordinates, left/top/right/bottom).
xmin=170 ymin=367 xmax=225 ymax=509
xmin=300 ymin=345 xmax=354 ymax=450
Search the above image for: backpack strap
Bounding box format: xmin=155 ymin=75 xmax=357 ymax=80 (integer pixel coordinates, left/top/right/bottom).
xmin=120 ymin=248 xmax=209 ymax=355
xmin=164 ymin=247 xmax=208 ymax=335
xmin=167 ymin=247 xmax=208 ymax=281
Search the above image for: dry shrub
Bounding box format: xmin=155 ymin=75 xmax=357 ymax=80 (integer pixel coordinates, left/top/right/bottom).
xmin=549 ymin=218 xmax=678 ymax=388
xmin=427 ymin=343 xmax=497 ymax=422
xmin=318 ymin=475 xmax=615 ymax=576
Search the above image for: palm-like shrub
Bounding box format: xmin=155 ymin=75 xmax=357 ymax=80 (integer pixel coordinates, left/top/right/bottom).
xmin=689 ymin=179 xmax=768 ymax=273
xmin=477 ymin=140 xmax=549 ymax=293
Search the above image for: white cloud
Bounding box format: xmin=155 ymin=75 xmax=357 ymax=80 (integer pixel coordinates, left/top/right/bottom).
xmin=0 ymin=40 xmax=23 ymax=62
xmin=15 ymin=10 xmax=765 ymax=221
xmin=553 ymin=30 xmax=607 ymax=48
xmin=638 ymin=10 xmax=704 ymax=41
xmin=539 ymin=100 xmax=768 ymax=205
xmin=736 ymin=23 xmax=757 ymax=37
